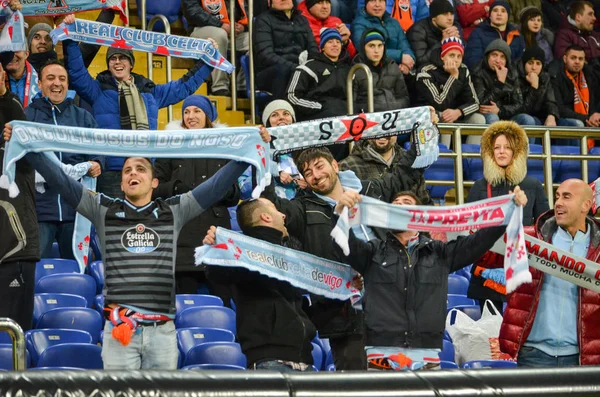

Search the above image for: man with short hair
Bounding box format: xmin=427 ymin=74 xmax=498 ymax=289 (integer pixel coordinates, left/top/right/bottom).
xmin=500 ymin=179 xmax=600 ymax=367
xmin=27 ymin=23 xmax=56 ymax=73
xmin=554 ymin=1 xmax=600 ymax=61
xmin=203 ymin=198 xmax=317 ymax=372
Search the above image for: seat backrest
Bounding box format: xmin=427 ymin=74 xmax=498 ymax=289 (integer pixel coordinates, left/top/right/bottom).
xmin=175 ymin=306 xmax=236 ymax=333
xmin=137 ymin=0 xmax=181 ymax=22
xmin=36 ymin=308 xmax=103 ymax=344
xmin=461 ymin=144 xmax=483 ymax=181
xmin=35 ymin=259 xmax=80 ymax=285
xmin=176 ymin=294 xmax=224 ymax=314
xmin=588 ymin=147 xmax=600 ymax=182
xmin=177 ymin=327 xmax=236 ymax=356
xmin=463 ymin=359 xmax=517 ymax=369
xmin=527 ymin=144 xmax=547 ymax=183
xmin=87 ymin=261 xmax=104 ymax=294
xmin=447 ymin=305 xmax=482 ymax=324
xmin=438 ymin=340 xmax=455 ymax=363
xmin=447 ymin=274 xmax=469 ymax=295
xmin=0 ymin=343 xmax=30 ymax=370
xmin=551 ymin=145 xmax=582 ymax=182
xmin=184 ymin=342 xmax=246 ymax=368
xmin=35 ymin=273 xmax=96 ymax=308
xmin=424 ymin=144 xmax=455 ymax=199
xmin=446 ymin=294 xmax=476 ymax=308
xmin=26 ymin=328 xmax=93 ymax=366
xmin=182 ymin=363 xmax=245 ymax=370
xmin=37 ymin=343 xmax=103 ymax=370
xmin=33 ymin=293 xmax=88 ymax=328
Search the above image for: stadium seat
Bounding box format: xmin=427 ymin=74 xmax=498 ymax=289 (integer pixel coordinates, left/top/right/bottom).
xmin=228 ymin=206 xmax=241 ymax=232
xmin=94 ymin=294 xmax=106 ymax=327
xmin=463 ymin=360 xmax=517 ymax=369
xmin=447 ymin=305 xmax=482 ymax=324
xmin=452 ymin=264 xmax=472 ymax=280
xmin=87 ymin=261 xmax=104 ymax=294
xmin=552 ymin=146 xmax=582 ymax=182
xmin=136 ymin=0 xmax=181 ymax=26
xmin=182 ymin=364 xmax=245 ymax=370
xmin=35 ymin=273 xmax=96 ymax=308
xmin=35 ymin=259 xmax=80 ymax=285
xmin=447 ymin=274 xmax=469 ymax=295
xmin=89 ymin=226 xmax=102 ymax=261
xmin=183 ymin=342 xmax=247 ymax=368
xmin=50 ymin=242 xmax=60 ymax=258
xmin=588 ymin=147 xmax=600 ymax=182
xmin=438 ymin=339 xmax=455 ymax=363
xmin=446 ymin=294 xmax=476 ymax=308
xmin=311 ymin=342 xmax=323 ymax=371
xmin=240 ymin=55 xmax=272 ymax=115
xmin=0 ymin=343 xmax=31 ymax=369
xmin=410 ymin=360 xmax=458 ymax=369
xmin=0 ymin=332 xmax=12 ymax=344
xmin=527 ymin=144 xmax=548 ymax=183
xmin=423 ymin=144 xmax=455 ymax=201
xmin=176 ymin=294 xmax=224 ymax=314
xmin=26 ymin=328 xmax=93 ymax=366
xmin=29 ymin=366 xmax=86 ymax=371
xmin=36 ymin=308 xmax=103 ymax=344
xmin=37 ymin=343 xmax=103 ymax=369
xmin=176 ymin=306 xmax=236 ymax=333
xmin=462 ymin=144 xmax=482 ymax=181
xmin=33 ymin=293 xmax=88 ymax=328
xmin=177 ymin=327 xmax=236 ymax=357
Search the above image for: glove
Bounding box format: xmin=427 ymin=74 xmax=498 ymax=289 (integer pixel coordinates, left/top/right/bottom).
xmin=481 ymin=268 xmax=506 ymax=285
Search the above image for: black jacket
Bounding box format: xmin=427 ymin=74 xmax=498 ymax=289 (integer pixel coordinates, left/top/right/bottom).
xmin=517 ymin=63 xmax=560 ymax=121
xmin=0 ymin=92 xmax=39 ymax=265
xmin=341 ymin=226 xmax=505 ymax=348
xmin=286 ymin=52 xmax=350 ymax=121
xmin=472 ymin=59 xmax=523 ymax=120
xmin=549 ymin=60 xmax=600 ymax=123
xmin=153 ymin=157 xmax=240 ymax=271
xmin=415 ymin=54 xmax=480 ymax=117
xmin=183 ymin=0 xmax=224 ymax=29
xmin=206 ymin=226 xmax=316 ymax=367
xmin=253 ymin=8 xmax=318 ymax=74
xmin=406 ymin=18 xmax=463 ymax=69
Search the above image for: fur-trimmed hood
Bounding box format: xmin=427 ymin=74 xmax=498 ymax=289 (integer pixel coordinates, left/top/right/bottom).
xmin=481 ymin=121 xmax=528 ymax=186
xmin=165 ymin=119 xmax=228 ymax=130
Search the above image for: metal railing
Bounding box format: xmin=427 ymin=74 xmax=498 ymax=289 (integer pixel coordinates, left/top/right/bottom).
xmin=346 ymin=63 xmax=373 ymax=115
xmin=433 ymin=124 xmax=600 ymax=208
xmin=248 ymin=0 xmax=256 ymax=124
xmin=229 ymin=0 xmax=238 ymax=111
xmin=0 ymin=318 xmax=26 ymax=371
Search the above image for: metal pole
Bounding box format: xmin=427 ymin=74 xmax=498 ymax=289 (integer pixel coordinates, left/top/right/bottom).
xmin=229 ymin=0 xmax=237 ymax=111
xmin=140 ymin=0 xmax=146 ymax=31
xmin=346 ymin=63 xmax=374 ymax=114
xmin=124 ymin=0 xmax=130 ymax=27
xmin=581 ymin=135 xmax=589 ymax=182
xmin=0 ymin=318 xmax=25 ymax=370
xmin=543 ymin=129 xmax=554 ymax=208
xmin=454 ymin=127 xmax=464 ymax=204
xmin=147 ymin=15 xmax=173 ymax=122
xmin=248 ymin=0 xmax=256 ymax=124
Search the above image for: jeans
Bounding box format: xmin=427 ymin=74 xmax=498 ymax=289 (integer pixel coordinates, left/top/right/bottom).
xmin=483 ymin=113 xmax=500 ymax=124
xmin=38 ymin=221 xmax=75 ymax=259
xmin=101 ymin=321 xmax=178 ymax=369
xmin=512 ymin=114 xmax=542 ymax=126
xmin=254 ymin=360 xmax=315 ymax=372
xmin=517 ymin=345 xmax=579 ymax=368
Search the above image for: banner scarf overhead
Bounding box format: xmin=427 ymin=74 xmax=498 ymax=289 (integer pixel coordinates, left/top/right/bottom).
xmin=20 ymin=0 xmax=128 ymax=24
xmin=195 ymin=227 xmax=362 ymax=302
xmin=1 ymin=121 xmax=271 ymax=199
xmin=50 ymin=19 xmax=234 ymax=73
xmin=331 ymin=194 xmax=530 ymax=293
xmin=267 ymin=106 xmax=439 ymax=169
xmin=0 ymin=7 xmax=26 ymax=52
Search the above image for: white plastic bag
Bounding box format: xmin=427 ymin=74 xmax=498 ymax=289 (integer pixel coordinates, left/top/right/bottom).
xmin=445 ymin=301 xmax=512 ymax=365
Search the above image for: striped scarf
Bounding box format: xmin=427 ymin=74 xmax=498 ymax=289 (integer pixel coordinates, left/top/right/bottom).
xmin=118 ymin=78 xmax=149 ymax=130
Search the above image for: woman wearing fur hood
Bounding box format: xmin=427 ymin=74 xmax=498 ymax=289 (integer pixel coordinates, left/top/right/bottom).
xmin=466 ymin=121 xmax=549 ymax=312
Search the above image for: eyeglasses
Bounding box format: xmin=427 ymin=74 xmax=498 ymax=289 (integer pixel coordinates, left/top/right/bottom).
xmin=109 ymin=55 xmax=131 ymax=63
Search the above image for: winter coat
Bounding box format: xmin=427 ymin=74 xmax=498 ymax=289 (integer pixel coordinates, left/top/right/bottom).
xmin=355 ymin=0 xmax=431 ymax=25
xmin=253 ymin=7 xmax=319 ymax=74
xmin=507 ymin=0 xmax=541 ymax=25
xmin=464 ymin=20 xmax=525 ymax=69
xmin=0 ymin=92 xmax=39 ymax=264
xmin=456 ymin=0 xmax=490 ymax=40
xmin=286 ymin=52 xmax=350 ymax=121
xmin=466 ymin=121 xmax=549 ymax=302
xmin=351 ymin=8 xmax=416 ymax=65
xmin=64 ymin=40 xmax=212 ymax=172
xmin=516 ymin=62 xmax=559 ymax=121
xmin=500 ymin=211 xmax=600 ymax=365
xmin=152 ymin=120 xmax=240 ymax=271
xmin=182 ymin=0 xmax=248 ymax=30
xmin=472 ymin=55 xmax=523 ymax=119
xmin=534 ymin=29 xmax=555 ymax=65
xmin=297 ymin=0 xmax=357 ymax=58
xmin=25 ymin=97 xmax=105 ymax=223
xmin=407 ymin=17 xmax=464 ymax=68
xmin=550 ymin=61 xmax=600 ymax=123
xmin=554 ymin=18 xmax=600 ymax=62
xmin=339 ymin=142 xmax=413 ymax=180
xmin=415 ymin=54 xmax=480 ymax=116
xmin=341 ymin=226 xmax=506 ymax=348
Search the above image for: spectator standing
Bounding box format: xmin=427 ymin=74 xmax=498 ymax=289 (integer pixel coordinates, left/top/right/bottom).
xmin=352 ymin=0 xmax=416 ymax=75
xmin=182 ymin=0 xmax=250 ymax=96
xmin=519 ymin=6 xmax=554 ymax=65
xmin=407 ymin=0 xmax=463 ymax=69
xmin=297 ymin=0 xmax=357 ymax=58
xmin=352 ymin=29 xmax=410 ymax=112
xmin=464 ymin=0 xmax=525 ymax=69
xmin=5 ymin=50 xmax=39 ymax=108
xmin=501 ymin=179 xmax=600 ymax=367
xmin=507 ymin=0 xmax=541 ymax=25
xmin=339 ymin=137 xmax=416 ymax=180
xmin=254 ymin=0 xmax=318 ymax=99
xmin=26 ymin=24 xmax=56 ymax=73
xmin=553 ymin=1 xmax=600 ymax=62
xmin=456 ymin=0 xmax=491 ymax=40
xmin=26 ymin=61 xmax=104 ymax=260
xmin=466 ymin=121 xmax=549 ymax=313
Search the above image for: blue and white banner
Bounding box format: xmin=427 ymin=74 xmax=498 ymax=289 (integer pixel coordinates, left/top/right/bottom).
xmin=195 ymin=227 xmax=362 ymax=301
xmin=20 ymin=0 xmax=128 ymax=23
xmin=1 ymin=121 xmax=271 ymax=199
xmin=50 ymin=19 xmax=234 ymax=73
xmin=0 ymin=6 xmax=26 ymax=52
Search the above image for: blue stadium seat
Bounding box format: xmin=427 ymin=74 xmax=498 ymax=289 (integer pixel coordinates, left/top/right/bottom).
xmin=552 ymin=146 xmax=582 ymax=182
xmin=410 ymin=360 xmax=458 ymax=369
xmin=438 ymin=339 xmax=455 ymax=363
xmin=182 ymin=364 xmax=245 ymax=370
xmin=26 ymin=329 xmax=93 ymax=367
xmin=183 ymin=342 xmax=246 ymax=368
xmin=87 ymin=261 xmax=104 ymax=295
xmin=36 ymin=308 xmax=103 ymax=344
xmin=35 ymin=259 xmax=80 ymax=285
xmin=463 ymin=359 xmax=517 ymax=369
xmin=176 ymin=306 xmax=236 ymax=333
xmin=94 ymin=294 xmax=106 ymax=328
xmin=424 ymin=144 xmax=455 ymax=201
xmin=311 ymin=342 xmax=323 ymax=371
xmin=240 ymin=55 xmax=272 ymax=115
xmin=462 ymin=144 xmax=482 ymax=181
xmin=527 ymin=144 xmax=548 ymax=183
xmin=177 ymin=327 xmax=236 ymax=358
xmin=29 ymin=366 xmax=86 ymax=371
xmin=447 ymin=305 xmax=482 ymax=324
xmin=0 ymin=332 xmax=12 ymax=344
xmin=33 ymin=293 xmax=88 ymax=328
xmin=37 ymin=343 xmax=103 ymax=370
xmin=446 ymin=294 xmax=476 ymax=308
xmin=90 ymin=226 xmax=102 ymax=261
xmin=588 ymin=147 xmax=600 ymax=182
xmin=228 ymin=206 xmax=241 ymax=232
xmin=50 ymin=242 xmax=60 ymax=258
xmin=35 ymin=273 xmax=96 ymax=308
xmin=136 ymin=0 xmax=181 ymax=27
xmin=0 ymin=343 xmax=31 ymax=369
xmin=447 ymin=274 xmax=469 ymax=295
xmin=176 ymin=294 xmax=224 ymax=314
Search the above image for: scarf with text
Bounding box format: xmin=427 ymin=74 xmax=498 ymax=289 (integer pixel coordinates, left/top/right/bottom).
xmin=0 ymin=6 xmax=25 ymax=52
xmin=50 ymin=19 xmax=234 ymax=73
xmin=20 ymin=0 xmax=127 ymax=24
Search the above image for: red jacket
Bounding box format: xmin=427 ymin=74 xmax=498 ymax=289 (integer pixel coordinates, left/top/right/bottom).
xmin=499 ymin=210 xmax=600 ymax=365
xmin=297 ymin=1 xmax=357 ymax=58
xmin=456 ymin=0 xmax=489 ymax=40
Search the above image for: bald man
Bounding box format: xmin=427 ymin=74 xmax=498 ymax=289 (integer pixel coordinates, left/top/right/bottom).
xmin=500 ymin=179 xmax=600 ymax=367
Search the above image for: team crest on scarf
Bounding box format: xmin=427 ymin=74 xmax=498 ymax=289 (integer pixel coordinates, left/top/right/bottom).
xmin=398 ymin=0 xmax=410 ymax=11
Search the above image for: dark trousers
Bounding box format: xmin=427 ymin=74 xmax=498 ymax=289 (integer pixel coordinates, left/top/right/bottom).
xmin=38 ymin=221 xmax=75 ymax=259
xmin=256 ymin=63 xmax=295 ymax=100
xmin=329 ymin=333 xmax=367 ymax=370
xmin=517 ymin=346 xmax=579 ymax=368
xmin=0 ymin=261 xmax=36 ymax=332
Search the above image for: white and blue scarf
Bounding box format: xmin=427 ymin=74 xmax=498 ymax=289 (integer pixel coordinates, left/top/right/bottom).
xmin=0 ymin=6 xmax=26 ymax=52
xmin=21 ymin=0 xmax=128 ymax=23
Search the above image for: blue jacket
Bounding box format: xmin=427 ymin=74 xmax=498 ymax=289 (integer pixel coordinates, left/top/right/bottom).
xmin=64 ymin=40 xmax=213 ymax=171
xmin=354 ymin=0 xmax=430 ymax=23
xmin=352 ymin=8 xmax=416 ymax=64
xmin=25 ymin=96 xmax=105 ymax=223
xmin=464 ymin=20 xmax=525 ymax=69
